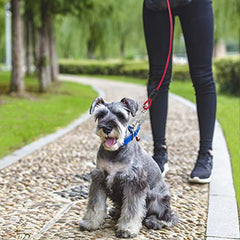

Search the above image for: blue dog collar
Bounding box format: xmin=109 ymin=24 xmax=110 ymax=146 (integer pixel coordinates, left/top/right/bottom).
xmin=122 ymin=124 xmax=141 ymax=146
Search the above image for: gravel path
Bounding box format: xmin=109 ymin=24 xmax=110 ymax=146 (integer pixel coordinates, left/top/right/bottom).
xmin=0 ymin=75 xmax=208 ymax=240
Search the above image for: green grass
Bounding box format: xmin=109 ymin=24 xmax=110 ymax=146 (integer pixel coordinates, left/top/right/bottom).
xmin=0 ymin=72 xmax=97 ymax=158
xmin=87 ymin=74 xmax=240 ymax=211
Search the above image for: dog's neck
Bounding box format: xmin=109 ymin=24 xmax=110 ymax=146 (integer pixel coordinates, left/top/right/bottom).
xmin=98 ymin=140 xmax=137 ymax=164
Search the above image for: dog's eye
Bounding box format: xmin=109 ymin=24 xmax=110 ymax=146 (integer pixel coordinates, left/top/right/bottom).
xmin=115 ymin=112 xmax=126 ymax=121
xmin=96 ymin=111 xmax=107 ymax=120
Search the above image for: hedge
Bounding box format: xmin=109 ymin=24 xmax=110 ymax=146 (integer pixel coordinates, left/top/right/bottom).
xmin=214 ymin=56 xmax=240 ymax=95
xmin=59 ymin=59 xmax=191 ymax=81
xmin=119 ymin=62 xmax=148 ymax=79
xmin=59 ymin=59 xmax=124 ymax=75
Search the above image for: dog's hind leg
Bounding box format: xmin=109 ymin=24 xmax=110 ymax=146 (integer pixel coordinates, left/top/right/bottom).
xmin=143 ymin=210 xmax=178 ymax=229
xmin=109 ymin=204 xmax=121 ymax=220
xmin=79 ymin=169 xmax=107 ymax=231
xmin=144 ymin=189 xmax=178 ymax=229
xmin=143 ymin=215 xmax=164 ymax=229
xmin=115 ymin=167 xmax=148 ymax=238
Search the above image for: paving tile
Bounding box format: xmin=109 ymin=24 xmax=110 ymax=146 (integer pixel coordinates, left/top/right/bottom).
xmin=207 ymin=195 xmax=240 ymax=239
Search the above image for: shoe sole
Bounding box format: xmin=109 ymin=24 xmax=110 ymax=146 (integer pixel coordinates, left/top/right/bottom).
xmin=188 ymin=175 xmax=212 ymax=184
xmin=162 ymin=163 xmax=169 ymax=177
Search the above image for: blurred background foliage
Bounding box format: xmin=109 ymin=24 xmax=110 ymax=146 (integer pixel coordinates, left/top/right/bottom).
xmin=0 ymin=0 xmax=239 ymax=64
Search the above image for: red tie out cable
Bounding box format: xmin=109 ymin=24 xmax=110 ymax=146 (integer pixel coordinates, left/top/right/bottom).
xmin=143 ymin=0 xmax=173 ymax=110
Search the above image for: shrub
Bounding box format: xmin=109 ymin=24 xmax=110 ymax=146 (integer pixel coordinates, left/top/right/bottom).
xmin=214 ymin=56 xmax=240 ymax=95
xmin=120 ymin=62 xmax=148 ymax=79
xmin=59 ymin=59 xmax=191 ymax=82
xmin=59 ymin=59 xmax=124 ymax=75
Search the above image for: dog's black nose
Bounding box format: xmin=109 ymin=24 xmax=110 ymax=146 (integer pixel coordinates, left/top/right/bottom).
xmin=103 ymin=127 xmax=112 ymax=135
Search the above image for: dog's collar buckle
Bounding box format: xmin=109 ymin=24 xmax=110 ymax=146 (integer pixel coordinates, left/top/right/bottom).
xmin=122 ymin=124 xmax=141 ymax=146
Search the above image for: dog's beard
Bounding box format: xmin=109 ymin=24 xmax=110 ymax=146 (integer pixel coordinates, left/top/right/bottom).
xmin=96 ymin=126 xmax=126 ymax=151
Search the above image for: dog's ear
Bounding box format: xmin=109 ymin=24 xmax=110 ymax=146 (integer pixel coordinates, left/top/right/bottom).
xmin=90 ymin=97 xmax=106 ymax=115
xmin=121 ymin=98 xmax=139 ymax=117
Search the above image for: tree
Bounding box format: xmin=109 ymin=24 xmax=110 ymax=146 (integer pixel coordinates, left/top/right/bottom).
xmin=23 ymin=0 xmax=38 ymax=76
xmin=48 ymin=13 xmax=58 ymax=82
xmin=38 ymin=0 xmax=51 ymax=92
xmin=10 ymin=0 xmax=24 ymax=94
xmin=0 ymin=0 xmax=7 ymax=63
xmin=68 ymin=0 xmax=115 ymax=59
xmin=22 ymin=0 xmax=59 ymax=91
xmin=35 ymin=0 xmax=93 ymax=90
xmin=24 ymin=2 xmax=31 ymax=76
xmin=112 ymin=0 xmax=142 ymax=59
xmin=55 ymin=0 xmax=145 ymax=59
xmin=213 ymin=0 xmax=240 ymax=57
xmin=25 ymin=0 xmax=60 ymax=92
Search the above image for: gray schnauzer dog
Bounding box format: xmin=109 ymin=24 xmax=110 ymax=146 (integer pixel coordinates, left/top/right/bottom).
xmin=79 ymin=97 xmax=178 ymax=238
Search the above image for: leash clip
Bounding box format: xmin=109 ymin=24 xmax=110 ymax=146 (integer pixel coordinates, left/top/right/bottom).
xmin=143 ymin=98 xmax=152 ymax=110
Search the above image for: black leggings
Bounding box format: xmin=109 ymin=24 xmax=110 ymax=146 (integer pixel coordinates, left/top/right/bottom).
xmin=143 ymin=0 xmax=216 ymax=154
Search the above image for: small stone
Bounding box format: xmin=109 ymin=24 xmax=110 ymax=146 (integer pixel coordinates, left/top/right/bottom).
xmin=9 ymin=216 xmax=20 ymax=223
xmin=71 ymin=186 xmax=82 ymax=192
xmin=56 ymin=219 xmax=66 ymax=223
xmin=69 ymin=192 xmax=81 ymax=198
xmin=54 ymin=191 xmax=68 ymax=198
xmin=17 ymin=183 xmax=25 ymax=191
xmin=178 ymin=194 xmax=184 ymax=199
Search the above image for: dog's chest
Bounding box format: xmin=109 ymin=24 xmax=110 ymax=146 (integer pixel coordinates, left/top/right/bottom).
xmin=97 ymin=157 xmax=128 ymax=175
xmin=97 ymin=158 xmax=126 ymax=205
xmin=97 ymin=157 xmax=129 ymax=191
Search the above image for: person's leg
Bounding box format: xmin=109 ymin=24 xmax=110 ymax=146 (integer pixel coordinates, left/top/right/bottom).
xmin=179 ymin=0 xmax=216 ymax=182
xmin=143 ymin=2 xmax=175 ymax=175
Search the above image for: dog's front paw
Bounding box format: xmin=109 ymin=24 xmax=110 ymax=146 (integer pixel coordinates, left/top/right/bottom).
xmin=79 ymin=219 xmax=101 ymax=231
xmin=116 ymin=229 xmax=137 ymax=238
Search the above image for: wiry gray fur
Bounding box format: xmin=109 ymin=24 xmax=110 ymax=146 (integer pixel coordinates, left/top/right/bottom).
xmin=79 ymin=97 xmax=178 ymax=238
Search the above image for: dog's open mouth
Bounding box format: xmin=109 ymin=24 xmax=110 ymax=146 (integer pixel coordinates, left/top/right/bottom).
xmin=105 ymin=137 xmax=117 ymax=148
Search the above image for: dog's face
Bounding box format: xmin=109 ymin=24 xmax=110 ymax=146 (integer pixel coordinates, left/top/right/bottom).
xmin=90 ymin=97 xmax=138 ymax=151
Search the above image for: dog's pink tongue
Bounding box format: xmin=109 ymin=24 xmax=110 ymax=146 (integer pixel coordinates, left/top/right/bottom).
xmin=105 ymin=138 xmax=116 ymax=148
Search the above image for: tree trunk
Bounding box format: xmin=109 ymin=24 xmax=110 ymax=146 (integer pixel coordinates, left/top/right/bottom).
xmin=39 ymin=0 xmax=51 ymax=92
xmin=87 ymin=25 xmax=97 ymax=59
xmin=48 ymin=14 xmax=59 ymax=82
xmin=87 ymin=39 xmax=96 ymax=59
xmin=213 ymin=39 xmax=227 ymax=59
xmin=120 ymin=36 xmax=125 ymax=59
xmin=24 ymin=8 xmax=31 ymax=76
xmin=28 ymin=10 xmax=38 ymax=76
xmin=10 ymin=0 xmax=24 ymax=94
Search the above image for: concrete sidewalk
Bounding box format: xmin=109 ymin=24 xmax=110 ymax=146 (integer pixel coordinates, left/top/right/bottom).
xmin=0 ymin=75 xmax=239 ymax=239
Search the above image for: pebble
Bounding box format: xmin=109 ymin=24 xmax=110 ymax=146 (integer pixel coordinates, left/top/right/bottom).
xmin=17 ymin=183 xmax=25 ymax=191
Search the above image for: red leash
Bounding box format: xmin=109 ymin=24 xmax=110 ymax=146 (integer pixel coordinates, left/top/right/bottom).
xmin=120 ymin=0 xmax=174 ymax=141
xmin=143 ymin=0 xmax=173 ymax=110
